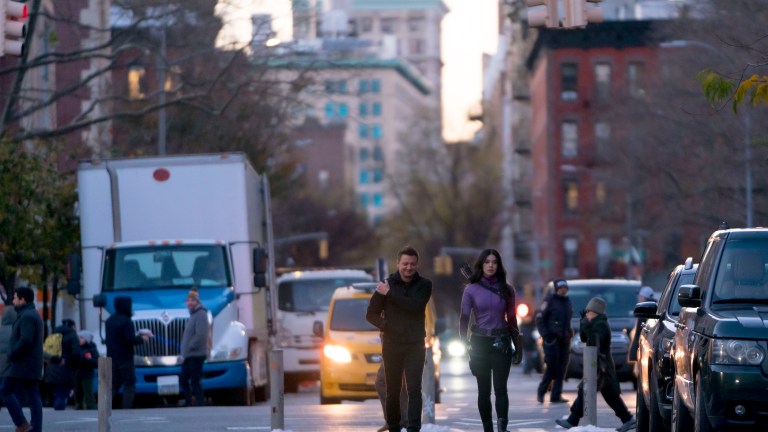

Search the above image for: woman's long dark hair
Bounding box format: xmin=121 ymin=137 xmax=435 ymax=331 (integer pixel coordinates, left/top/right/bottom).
xmin=467 ymin=249 xmax=508 ymax=287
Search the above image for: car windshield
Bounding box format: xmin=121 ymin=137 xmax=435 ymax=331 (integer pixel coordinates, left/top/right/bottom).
xmin=568 ymin=284 xmax=639 ymax=318
xmin=330 ymin=298 xmax=378 ymax=331
xmin=712 ymin=239 xmax=768 ymax=305
xmin=278 ymin=277 xmax=372 ymax=312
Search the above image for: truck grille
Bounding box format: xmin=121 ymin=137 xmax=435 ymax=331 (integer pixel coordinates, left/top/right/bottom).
xmin=134 ymin=318 xmax=188 ymax=357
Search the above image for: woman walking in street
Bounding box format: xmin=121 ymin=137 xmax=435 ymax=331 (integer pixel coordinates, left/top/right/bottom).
xmin=460 ymin=249 xmax=523 ymax=432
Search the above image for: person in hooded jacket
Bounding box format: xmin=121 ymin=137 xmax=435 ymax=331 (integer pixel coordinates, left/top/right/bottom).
xmin=179 ymin=288 xmax=211 ymax=407
xmin=44 ymin=319 xmax=81 ymax=410
xmin=535 ymin=279 xmax=574 ymax=404
xmin=1 ymin=287 xmax=44 ymax=432
xmin=106 ymin=296 xmax=149 ymax=409
xmin=460 ymin=249 xmax=522 ymax=432
xmin=75 ymin=331 xmax=99 ymax=410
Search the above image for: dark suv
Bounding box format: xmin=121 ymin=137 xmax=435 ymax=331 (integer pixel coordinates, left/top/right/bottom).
xmin=634 ymin=258 xmax=697 ymax=432
xmin=565 ymin=279 xmax=641 ymax=382
xmin=673 ymin=228 xmax=768 ymax=431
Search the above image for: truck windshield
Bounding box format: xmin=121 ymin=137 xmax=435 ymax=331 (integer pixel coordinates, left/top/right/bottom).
xmin=278 ymin=277 xmax=371 ymax=312
xmin=103 ymin=245 xmax=231 ymax=291
xmin=712 ymin=240 xmax=768 ymax=304
xmin=329 ymin=298 xmax=378 ymax=331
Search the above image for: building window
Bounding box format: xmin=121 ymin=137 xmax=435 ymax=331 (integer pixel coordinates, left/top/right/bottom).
xmin=360 ymin=170 xmax=370 ymax=184
xmin=561 ymin=63 xmax=578 ymax=101
xmin=359 ymin=79 xmax=369 ymax=94
xmin=359 ymin=124 xmax=369 ymax=139
xmin=409 ymin=39 xmax=425 ymax=55
xmin=373 ymin=193 xmax=383 ymax=207
xmin=360 ymin=193 xmax=369 ymax=207
xmin=561 ymin=121 xmax=578 ymax=158
xmin=373 ymin=168 xmax=383 ymax=183
xmin=359 ymin=147 xmax=369 ymax=162
xmin=338 ymin=103 xmax=349 ymax=118
xmin=324 ymin=102 xmax=335 ymax=118
xmin=628 ymin=62 xmax=646 ymax=97
xmin=408 ymin=16 xmax=424 ymax=32
xmin=128 ymin=66 xmax=146 ymax=100
xmin=372 ymin=124 xmax=382 ymax=139
xmin=594 ymin=63 xmax=611 ymax=101
xmin=359 ymin=102 xmax=368 ymax=117
xmin=381 ymin=18 xmax=398 ymax=34
xmin=563 ymin=179 xmax=579 ymax=214
xmin=337 ymin=80 xmax=348 ymax=94
xmin=325 ymin=80 xmax=335 ymax=94
xmin=595 ymin=181 xmax=607 ymax=206
xmin=563 ymin=237 xmax=579 ymax=278
xmin=360 ymin=17 xmax=373 ymax=33
xmin=595 ymin=121 xmax=611 ymax=156
xmin=372 ymin=102 xmax=382 ymax=116
xmin=371 ymin=79 xmax=381 ymax=94
xmin=373 ymin=146 xmax=383 ymax=161
xmin=596 ymin=237 xmax=612 ymax=278
xmin=325 ymin=80 xmax=348 ymax=94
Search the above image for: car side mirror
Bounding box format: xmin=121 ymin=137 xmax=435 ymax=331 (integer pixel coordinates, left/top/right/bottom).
xmin=65 ymin=253 xmax=82 ymax=296
xmin=312 ymin=320 xmax=324 ymax=338
xmin=253 ymin=247 xmax=267 ymax=288
xmin=678 ymin=284 xmax=702 ymax=308
xmin=633 ymin=301 xmax=659 ymax=319
xmin=93 ymin=293 xmax=107 ymax=308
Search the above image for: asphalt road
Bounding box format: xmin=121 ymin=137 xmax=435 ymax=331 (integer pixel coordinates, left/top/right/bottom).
xmin=21 ymin=356 xmax=637 ymax=431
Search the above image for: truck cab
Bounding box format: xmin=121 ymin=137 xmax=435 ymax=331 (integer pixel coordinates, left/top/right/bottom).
xmin=673 ymin=228 xmax=768 ymax=431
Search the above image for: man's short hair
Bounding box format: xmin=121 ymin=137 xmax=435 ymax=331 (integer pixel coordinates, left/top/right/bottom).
xmin=15 ymin=287 xmax=35 ymax=303
xmin=554 ymin=279 xmax=568 ymax=289
xmin=397 ymin=245 xmax=419 ymax=262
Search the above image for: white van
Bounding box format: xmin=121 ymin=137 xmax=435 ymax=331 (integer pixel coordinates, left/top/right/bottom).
xmin=276 ymin=269 xmax=373 ymax=391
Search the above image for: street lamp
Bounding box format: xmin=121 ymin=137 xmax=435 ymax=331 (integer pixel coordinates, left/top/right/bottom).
xmin=660 ymin=40 xmax=753 ymax=227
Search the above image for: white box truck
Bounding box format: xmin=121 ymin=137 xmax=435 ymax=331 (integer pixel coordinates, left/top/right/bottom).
xmin=275 ymin=269 xmax=373 ymax=391
xmin=70 ymin=153 xmax=276 ymax=405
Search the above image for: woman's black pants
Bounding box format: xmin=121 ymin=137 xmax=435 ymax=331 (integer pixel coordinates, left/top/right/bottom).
xmin=469 ymin=335 xmax=513 ymax=425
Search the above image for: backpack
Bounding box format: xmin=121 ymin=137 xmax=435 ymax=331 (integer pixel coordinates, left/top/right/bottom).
xmin=43 ymin=332 xmax=63 ymax=359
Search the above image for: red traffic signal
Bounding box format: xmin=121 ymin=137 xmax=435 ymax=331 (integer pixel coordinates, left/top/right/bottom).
xmin=1 ymin=1 xmax=28 ymax=57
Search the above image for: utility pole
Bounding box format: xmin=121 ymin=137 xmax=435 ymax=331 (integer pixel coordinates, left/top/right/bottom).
xmin=157 ymin=26 xmax=167 ymax=155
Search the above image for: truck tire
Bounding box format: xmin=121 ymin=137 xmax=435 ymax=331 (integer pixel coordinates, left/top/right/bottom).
xmin=694 ymin=374 xmax=712 ymax=432
xmin=648 ymin=377 xmax=667 ymax=432
xmin=671 ymin=380 xmax=692 ymax=432
xmin=636 ymin=378 xmax=649 ymax=432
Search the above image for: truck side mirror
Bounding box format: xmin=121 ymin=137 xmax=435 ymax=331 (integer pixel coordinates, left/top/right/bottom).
xmin=312 ymin=320 xmax=324 ymax=338
xmin=93 ymin=293 xmax=107 ymax=308
xmin=678 ymin=284 xmax=702 ymax=308
xmin=633 ymin=301 xmax=660 ymax=319
xmin=66 ymin=253 xmax=82 ymax=296
xmin=253 ymin=247 xmax=267 ymax=288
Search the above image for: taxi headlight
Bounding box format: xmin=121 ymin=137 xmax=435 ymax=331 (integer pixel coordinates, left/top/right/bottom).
xmin=323 ymin=344 xmax=352 ymax=363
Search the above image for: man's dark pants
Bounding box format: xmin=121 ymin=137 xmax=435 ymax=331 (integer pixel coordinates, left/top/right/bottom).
xmin=382 ymin=340 xmax=425 ymax=432
xmin=112 ymin=362 xmax=137 ymax=409
xmin=1 ymin=377 xmax=43 ymax=432
xmin=180 ymin=356 xmax=206 ymax=406
xmin=537 ymin=338 xmax=570 ymax=401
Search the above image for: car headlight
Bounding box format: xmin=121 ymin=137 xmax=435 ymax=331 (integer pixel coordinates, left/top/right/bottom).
xmin=446 ymin=340 xmax=467 ymax=357
xmin=323 ymin=344 xmax=352 ymax=363
xmin=210 ymin=346 xmax=243 ymax=361
xmin=712 ymin=339 xmax=765 ymax=365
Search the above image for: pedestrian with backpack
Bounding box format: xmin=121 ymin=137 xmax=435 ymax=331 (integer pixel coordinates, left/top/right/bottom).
xmin=459 ymin=249 xmax=522 ymax=432
xmin=75 ymin=331 xmax=98 ymax=410
xmin=43 ymin=319 xmax=80 ymax=410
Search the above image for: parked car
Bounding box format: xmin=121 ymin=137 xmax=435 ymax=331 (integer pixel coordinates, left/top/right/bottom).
xmin=634 ymin=257 xmax=697 ymax=432
xmin=314 ymin=283 xmax=442 ymax=405
xmin=674 ymin=228 xmax=768 ymax=431
xmin=563 ymin=279 xmax=641 ymax=382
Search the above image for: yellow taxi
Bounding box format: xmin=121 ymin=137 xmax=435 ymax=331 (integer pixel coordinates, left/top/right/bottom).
xmin=314 ymin=282 xmax=441 ymax=405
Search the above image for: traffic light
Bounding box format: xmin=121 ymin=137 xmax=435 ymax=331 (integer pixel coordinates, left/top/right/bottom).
xmin=563 ymin=0 xmax=604 ymax=29
xmin=0 ymin=0 xmax=28 ymax=57
xmin=527 ymin=0 xmax=559 ymax=28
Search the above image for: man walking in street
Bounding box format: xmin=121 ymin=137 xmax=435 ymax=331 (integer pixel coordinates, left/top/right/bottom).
xmin=555 ymin=297 xmax=636 ymax=431
xmin=1 ymin=287 xmax=44 ymax=432
xmin=366 ymin=246 xmax=432 ymax=432
xmin=180 ymin=288 xmax=211 ymax=406
xmin=535 ymin=278 xmax=573 ymax=404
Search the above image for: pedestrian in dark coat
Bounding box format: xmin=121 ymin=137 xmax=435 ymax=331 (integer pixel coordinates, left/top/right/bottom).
xmin=460 ymin=249 xmax=522 ymax=432
xmin=44 ymin=319 xmax=80 ymax=410
xmin=555 ymin=297 xmax=636 ymax=431
xmin=75 ymin=331 xmax=99 ymax=410
xmin=105 ymin=296 xmax=149 ymax=409
xmin=1 ymin=287 xmax=44 ymax=432
xmin=179 ymin=288 xmax=210 ymax=406
xmin=535 ymin=279 xmax=574 ymax=404
xmin=366 ymin=245 xmax=432 ymax=432
xmin=0 ymin=308 xmax=17 ymax=376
